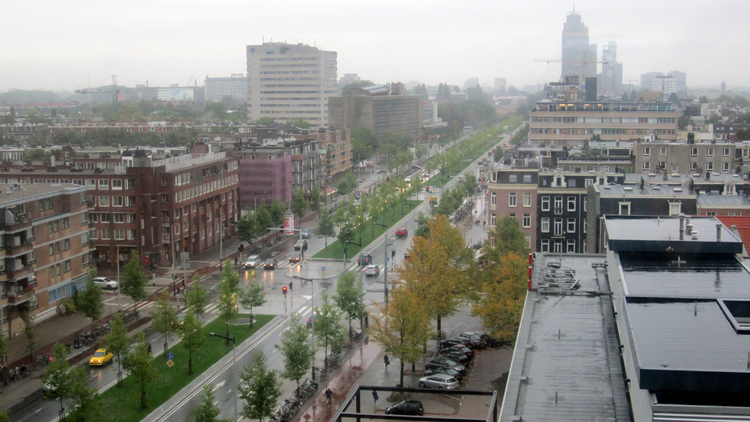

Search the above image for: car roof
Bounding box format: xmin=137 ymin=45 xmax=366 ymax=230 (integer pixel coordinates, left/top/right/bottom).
xmin=265 ymin=258 xmax=275 ymax=261
xmin=247 ymin=255 xmax=259 ymax=260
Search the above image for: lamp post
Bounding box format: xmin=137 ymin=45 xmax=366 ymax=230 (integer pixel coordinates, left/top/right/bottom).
xmin=292 ymin=275 xmax=316 ymax=380
xmin=209 ymin=332 xmax=237 ymax=422
xmin=116 ymin=244 xmax=121 ymax=311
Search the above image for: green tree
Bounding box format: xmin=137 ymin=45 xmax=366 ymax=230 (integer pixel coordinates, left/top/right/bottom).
xmin=104 ymin=313 xmax=129 ymax=388
xmin=351 ymin=128 xmax=379 ymax=159
xmin=342 ymin=80 xmax=375 ymax=91
xmin=0 ymin=410 xmax=9 ymax=422
xmin=121 ymin=251 xmax=147 ymax=311
xmin=151 ymin=290 xmax=178 ymax=356
xmin=291 ymin=188 xmax=307 ymax=221
xmin=309 ymin=186 xmax=322 ymax=216
xmin=269 ymin=199 xmax=286 ymax=228
xmin=21 ymin=312 xmax=37 ymax=365
xmin=180 ymin=310 xmax=205 ymax=375
xmin=128 ymin=333 xmax=158 ymax=409
xmin=336 ymin=173 xmax=357 ymax=196
xmin=257 ymin=117 xmax=274 ymax=125
xmin=186 ymin=274 xmax=209 ymax=322
xmin=222 ymin=260 xmax=240 ymax=292
xmin=67 ymin=366 xmax=101 ymax=422
xmin=255 ymin=206 xmax=272 ymax=235
xmin=313 ymin=294 xmax=346 ymax=367
xmin=24 ymin=148 xmax=51 ymax=161
xmin=472 ymin=253 xmax=527 ymax=343
xmin=217 ymin=275 xmax=239 ymax=346
xmin=239 ymin=273 xmax=266 ymax=328
xmin=317 ymin=212 xmax=336 ymax=249
xmin=42 ymin=343 xmax=73 ymax=416
xmin=237 ymin=212 xmax=258 ymax=245
xmin=337 ymin=222 xmax=355 ymax=260
xmin=191 ymin=385 xmax=231 ymax=422
xmin=482 ymin=216 xmax=530 ymax=265
xmin=415 ymin=212 xmax=432 ymax=238
xmin=77 ymin=279 xmax=103 ymax=322
xmin=238 ymin=352 xmax=282 ymax=422
xmin=334 ymin=272 xmax=366 ymax=336
xmin=275 ymin=314 xmax=314 ymax=391
xmin=203 ymin=102 xmax=227 ymax=121
xmin=371 ymin=286 xmax=431 ymax=387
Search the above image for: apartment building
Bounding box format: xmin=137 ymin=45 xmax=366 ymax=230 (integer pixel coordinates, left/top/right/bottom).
xmin=0 ymin=124 xmax=49 ymax=142
xmin=329 ymin=86 xmax=424 ymax=140
xmin=0 ymin=147 xmax=240 ymax=269
xmin=204 ymin=74 xmax=248 ymax=103
xmin=0 ymin=183 xmax=90 ymax=334
xmin=529 ymin=102 xmax=679 ymax=147
xmin=633 ymin=140 xmax=740 ymax=175
xmin=246 ymin=42 xmax=337 ymax=127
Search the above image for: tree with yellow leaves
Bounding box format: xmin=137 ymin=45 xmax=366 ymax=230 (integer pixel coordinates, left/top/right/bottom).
xmin=370 ymin=286 xmax=432 ymax=387
xmin=471 ymin=252 xmax=528 ymax=343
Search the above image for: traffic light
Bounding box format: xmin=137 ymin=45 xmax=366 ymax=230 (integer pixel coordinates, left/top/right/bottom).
xmin=282 ymin=286 xmax=287 ymax=295
xmin=289 ymin=282 xmax=293 ymax=292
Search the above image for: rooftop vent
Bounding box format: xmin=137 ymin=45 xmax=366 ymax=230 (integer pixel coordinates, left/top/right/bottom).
xmin=718 ymin=300 xmax=750 ymax=333
xmin=674 ymin=188 xmax=683 ymax=192
xmin=653 ymin=186 xmax=660 ymax=190
xmin=623 ymin=187 xmax=633 ymax=191
xmin=648 ymin=173 xmax=656 ymax=177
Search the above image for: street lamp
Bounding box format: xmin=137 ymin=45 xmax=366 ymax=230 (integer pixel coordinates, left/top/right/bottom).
xmin=292 ymin=275 xmax=316 ymax=380
xmin=209 ymin=332 xmax=237 ymax=422
xmin=116 ymin=244 xmax=122 ymax=311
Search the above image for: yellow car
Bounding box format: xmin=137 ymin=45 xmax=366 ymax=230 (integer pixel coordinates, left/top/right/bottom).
xmin=89 ymin=348 xmax=113 ymax=366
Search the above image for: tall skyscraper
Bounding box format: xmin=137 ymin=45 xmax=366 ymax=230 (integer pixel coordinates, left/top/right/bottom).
xmin=561 ymin=10 xmax=597 ymax=82
xmin=246 ymin=42 xmax=337 ymax=127
xmin=598 ymin=41 xmax=623 ymax=95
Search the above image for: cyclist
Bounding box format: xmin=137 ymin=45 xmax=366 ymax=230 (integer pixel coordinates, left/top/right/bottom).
xmin=325 ymin=387 xmax=333 ymax=405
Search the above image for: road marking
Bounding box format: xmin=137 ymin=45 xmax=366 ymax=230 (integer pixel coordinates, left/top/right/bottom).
xmin=215 ymin=380 xmax=226 ymax=388
xmin=36 ymin=409 xmax=41 ymax=413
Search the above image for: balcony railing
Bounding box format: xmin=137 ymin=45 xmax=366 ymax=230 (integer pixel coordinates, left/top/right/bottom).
xmin=7 ymin=288 xmax=34 ymax=304
xmin=3 ymin=215 xmax=31 ymax=231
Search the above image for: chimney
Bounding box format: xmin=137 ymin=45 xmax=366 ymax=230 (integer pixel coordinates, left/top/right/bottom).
xmin=679 ymin=213 xmax=685 ymax=240
xmin=717 ymin=223 xmax=722 ymax=242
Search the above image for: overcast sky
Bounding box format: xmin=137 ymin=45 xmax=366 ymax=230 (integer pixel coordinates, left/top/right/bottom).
xmin=3 ymin=0 xmax=748 ymax=93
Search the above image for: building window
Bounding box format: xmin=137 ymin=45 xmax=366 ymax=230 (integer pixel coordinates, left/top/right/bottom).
xmin=49 ymin=244 xmax=54 ymax=256
xmin=567 ymin=197 xmax=576 ymax=212
xmin=114 ymin=229 xmax=125 ymax=240
xmin=554 ymin=197 xmax=563 ymax=214
xmin=99 ymin=196 xmax=110 ymax=207
xmin=63 ymin=239 xmax=70 ymax=251
xmin=509 ymin=175 xmax=517 ymax=183
xmin=722 ymin=162 xmax=730 ymax=172
xmin=523 ymin=193 xmax=532 ymax=207
xmin=554 ymin=218 xmax=563 ymax=236
xmin=523 ymin=214 xmax=531 ymax=228
xmin=690 ymin=162 xmax=698 ymax=171
xmin=553 ymin=241 xmax=563 ymax=253
xmin=619 ymin=202 xmax=631 ymax=215
xmin=100 ymin=213 xmax=110 ymax=223
xmin=585 ymin=179 xmax=593 ymax=187
xmin=509 ymin=193 xmax=517 ymax=207
xmin=161 ymin=194 xmax=169 ymax=203
xmin=62 ymin=217 xmax=69 ymax=229
xmin=643 ymin=147 xmax=650 ymax=157
xmin=98 ymin=179 xmax=109 ymax=190
xmin=567 ymin=240 xmax=576 ymax=253
xmin=101 ymin=229 xmax=110 ymax=240
xmin=643 ymin=161 xmax=650 ymax=171
xmin=690 ymin=148 xmax=698 ymax=157
xmin=722 ymin=148 xmax=731 ymax=157
xmin=541 ymin=218 xmax=550 ymax=233
xmin=114 ymin=213 xmax=125 ymax=223
xmin=706 ymin=148 xmax=714 ymax=157
xmin=64 ymin=260 xmax=71 ymax=273
xmin=669 ymin=202 xmax=681 ymax=216
xmin=706 ymin=211 xmax=717 ymax=216
xmin=567 ymin=218 xmax=576 ymax=233
xmin=659 ymin=147 xmax=666 ymax=156
xmin=583 ymin=197 xmax=587 ymax=212
xmin=541 ymin=196 xmax=550 ymax=211
xmin=490 ymin=213 xmax=496 ymax=226
xmin=541 ymin=239 xmax=550 ymax=252
xmin=523 ymin=175 xmax=532 ymax=183
xmin=491 ymin=192 xmax=496 ymax=205
xmin=112 ymin=196 xmax=123 ymax=207
xmin=583 ymin=220 xmax=587 ymax=233
xmin=706 ymin=162 xmax=714 ymax=171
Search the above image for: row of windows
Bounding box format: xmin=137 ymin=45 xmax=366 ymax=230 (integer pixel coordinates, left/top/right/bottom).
xmin=643 ymin=161 xmax=732 ymax=172
xmin=173 ymin=175 xmax=238 ymax=203
xmin=540 ymin=218 xmax=587 ymax=235
xmin=532 ymin=116 xmax=676 ymax=124
xmin=95 ymin=196 xmax=136 ymax=207
xmin=48 ymin=239 xmax=70 ymax=255
xmin=643 ymin=146 xmax=732 ymax=157
xmin=89 ymin=229 xmax=137 ymax=240
xmin=90 ymin=213 xmax=137 ymax=223
xmin=48 ymin=217 xmax=70 ymax=233
xmin=540 ymin=196 xmax=586 ymax=213
xmin=540 ymin=239 xmax=586 ymax=253
xmin=531 ymin=128 xmax=676 ymax=136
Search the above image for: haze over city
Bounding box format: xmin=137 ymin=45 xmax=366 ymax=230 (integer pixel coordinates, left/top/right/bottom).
xmin=4 ymin=0 xmax=749 ymax=92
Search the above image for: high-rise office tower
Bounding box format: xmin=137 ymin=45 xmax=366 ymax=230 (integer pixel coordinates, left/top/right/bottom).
xmin=562 ymin=10 xmax=597 ymax=83
xmin=599 ymin=41 xmax=623 ymax=95
xmin=246 ymin=42 xmax=337 ymax=127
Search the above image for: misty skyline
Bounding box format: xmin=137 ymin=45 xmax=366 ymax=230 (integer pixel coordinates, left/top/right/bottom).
xmin=3 ymin=0 xmax=748 ymax=93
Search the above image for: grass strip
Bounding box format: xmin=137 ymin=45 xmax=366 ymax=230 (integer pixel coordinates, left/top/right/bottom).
xmin=91 ymin=314 xmax=274 ymax=422
xmin=313 ymin=200 xmax=421 ymax=259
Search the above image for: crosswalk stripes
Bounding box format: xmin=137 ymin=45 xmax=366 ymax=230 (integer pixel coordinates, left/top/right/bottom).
xmin=204 ymin=303 xmax=219 ymax=314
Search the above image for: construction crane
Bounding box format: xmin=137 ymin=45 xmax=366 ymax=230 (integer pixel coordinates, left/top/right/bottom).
xmin=75 ymin=75 xmax=119 ymax=121
xmin=534 ymin=58 xmax=610 ymax=82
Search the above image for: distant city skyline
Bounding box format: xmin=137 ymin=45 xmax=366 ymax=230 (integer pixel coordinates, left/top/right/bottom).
xmin=2 ymin=0 xmax=749 ymax=93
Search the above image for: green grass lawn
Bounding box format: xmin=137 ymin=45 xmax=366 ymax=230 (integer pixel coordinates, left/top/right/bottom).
xmin=314 ymin=200 xmax=421 ymax=259
xmin=86 ymin=314 xmax=274 ymax=422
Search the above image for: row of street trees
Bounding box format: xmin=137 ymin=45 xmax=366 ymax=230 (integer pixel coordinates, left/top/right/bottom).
xmin=371 ymin=213 xmax=530 ymax=386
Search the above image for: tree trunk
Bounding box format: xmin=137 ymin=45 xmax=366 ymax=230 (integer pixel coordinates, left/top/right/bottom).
xmin=188 ymin=353 xmax=193 ymax=375
xmin=399 ymin=359 xmax=404 ymax=387
xmin=249 ymin=310 xmax=254 ymax=328
xmin=225 ymin=324 xmax=230 ymax=347
xmin=436 ymin=316 xmax=442 ymax=347
xmin=348 ymin=316 xmax=352 ymax=338
xmin=164 ymin=334 xmax=168 ymax=358
xmin=141 ymin=382 xmax=147 ymax=409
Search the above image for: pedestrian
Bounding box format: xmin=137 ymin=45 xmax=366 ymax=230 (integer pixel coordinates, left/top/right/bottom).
xmin=325 ymin=387 xmax=333 ymax=405
xmin=372 ymin=390 xmax=379 ymax=408
xmin=384 ymin=354 xmax=390 ymax=370
xmin=234 ymin=256 xmax=238 ymax=265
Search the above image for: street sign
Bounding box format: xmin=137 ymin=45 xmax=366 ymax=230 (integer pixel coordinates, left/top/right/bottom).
xmin=387 ymin=257 xmax=390 ymax=262
xmin=167 ymin=360 xmax=174 ymax=367
xmin=167 ymin=352 xmax=174 ymax=360
xmin=321 ymin=266 xmax=326 ymax=271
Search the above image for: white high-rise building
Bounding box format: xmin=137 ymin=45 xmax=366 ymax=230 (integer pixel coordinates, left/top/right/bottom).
xmin=246 ymin=42 xmax=337 ymax=127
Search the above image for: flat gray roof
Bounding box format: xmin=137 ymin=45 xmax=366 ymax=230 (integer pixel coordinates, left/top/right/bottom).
xmin=501 ymin=254 xmax=630 ymax=422
xmin=696 ymin=194 xmax=750 ymax=206
xmin=0 ymin=183 xmax=85 ymax=206
xmin=595 ymin=184 xmax=694 ymax=196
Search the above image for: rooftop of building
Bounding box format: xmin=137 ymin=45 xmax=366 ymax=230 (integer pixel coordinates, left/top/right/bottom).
xmin=500 ymin=253 xmax=628 ymax=422
xmin=0 ymin=183 xmax=86 ymax=206
xmin=696 ymin=194 xmax=750 ymax=206
xmin=624 ymin=172 xmax=748 ymax=185
xmin=593 ymin=183 xmax=694 ymax=196
xmin=533 ymin=101 xmax=675 ymax=112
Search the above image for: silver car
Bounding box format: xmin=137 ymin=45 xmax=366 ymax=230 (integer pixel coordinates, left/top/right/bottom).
xmin=418 ymin=373 xmax=459 ymax=390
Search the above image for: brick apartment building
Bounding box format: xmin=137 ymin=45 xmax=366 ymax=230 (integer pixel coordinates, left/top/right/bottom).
xmin=0 ymin=146 xmax=240 ymax=269
xmin=0 ymin=183 xmax=90 ymax=334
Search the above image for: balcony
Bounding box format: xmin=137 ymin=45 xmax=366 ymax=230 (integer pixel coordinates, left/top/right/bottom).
xmin=2 ymin=215 xmax=31 ymax=231
xmin=161 ymin=217 xmax=170 ymax=226
xmin=7 ymin=288 xmax=34 ymax=304
xmin=6 ymin=240 xmax=33 ymax=256
xmin=7 ymin=264 xmax=33 ymax=280
xmin=162 ymin=234 xmax=171 ymax=243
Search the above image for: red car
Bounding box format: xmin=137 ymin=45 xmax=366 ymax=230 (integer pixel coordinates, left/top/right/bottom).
xmin=395 ymin=228 xmax=408 ymax=238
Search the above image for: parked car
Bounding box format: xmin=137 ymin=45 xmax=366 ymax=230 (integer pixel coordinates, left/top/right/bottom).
xmin=459 ymin=332 xmax=485 ymax=348
xmin=440 ymin=338 xmax=470 ymax=349
xmin=245 ymin=255 xmax=260 ymax=269
xmin=300 ymin=229 xmax=312 ymax=239
xmin=480 ymin=333 xmax=504 ymax=347
xmin=358 ymin=253 xmax=373 ymax=266
xmin=93 ymin=277 xmax=118 ymax=290
xmin=294 ymin=239 xmax=308 ymax=251
xmin=411 ymin=164 xmax=421 ymax=169
xmin=288 ymin=254 xmax=302 ymax=263
xmin=89 ymin=348 xmax=113 ymax=366
xmin=423 ymin=367 xmax=463 ymax=381
xmin=442 ymin=345 xmax=474 ymax=358
xmin=419 ymin=373 xmax=459 ymax=390
xmin=43 ymin=368 xmax=71 ymax=394
xmin=364 ymin=265 xmax=380 ymax=276
xmin=438 ymin=349 xmax=469 ymax=364
xmin=386 ymin=400 xmax=424 ymax=416
xmin=264 ymin=258 xmax=278 ymax=270
xmin=428 ymin=357 xmax=466 ymax=373
xmin=395 ymin=228 xmax=408 ymax=238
